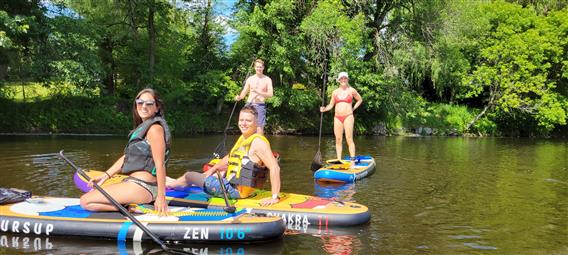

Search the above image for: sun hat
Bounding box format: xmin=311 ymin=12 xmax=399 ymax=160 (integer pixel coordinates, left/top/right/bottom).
xmin=336 ymin=72 xmax=349 ymax=81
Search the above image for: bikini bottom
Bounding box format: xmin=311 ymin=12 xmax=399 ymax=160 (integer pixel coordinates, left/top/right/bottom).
xmin=334 ymin=113 xmax=353 ymax=124
xmin=123 ymin=176 xmax=158 ymax=201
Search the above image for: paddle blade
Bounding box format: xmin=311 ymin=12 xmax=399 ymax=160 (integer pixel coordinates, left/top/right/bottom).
xmin=311 ymin=150 xmax=323 ymax=172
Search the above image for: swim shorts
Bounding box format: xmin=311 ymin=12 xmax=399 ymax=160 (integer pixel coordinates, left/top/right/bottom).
xmin=246 ymin=103 xmax=266 ymax=127
xmin=203 ymin=175 xmax=241 ymax=199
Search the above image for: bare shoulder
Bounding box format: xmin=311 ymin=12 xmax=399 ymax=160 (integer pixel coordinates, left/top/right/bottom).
xmin=147 ymin=124 xmax=165 ymax=138
xmin=251 ymin=136 xmax=271 ymax=152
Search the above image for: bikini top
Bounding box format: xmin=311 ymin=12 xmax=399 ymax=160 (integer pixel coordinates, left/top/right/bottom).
xmin=334 ymin=92 xmax=353 ymax=104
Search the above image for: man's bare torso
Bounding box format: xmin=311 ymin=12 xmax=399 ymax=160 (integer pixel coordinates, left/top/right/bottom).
xmin=247 ymin=75 xmax=271 ymax=103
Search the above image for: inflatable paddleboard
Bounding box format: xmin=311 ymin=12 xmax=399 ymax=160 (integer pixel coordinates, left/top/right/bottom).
xmin=0 ymin=195 xmax=284 ymax=243
xmin=73 ymin=170 xmax=371 ymax=230
xmin=313 ymin=155 xmax=376 ymax=183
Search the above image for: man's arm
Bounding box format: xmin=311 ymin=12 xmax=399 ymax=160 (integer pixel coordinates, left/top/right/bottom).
xmin=235 ymin=77 xmax=251 ymax=101
xmin=252 ymin=139 xmax=280 ymax=206
xmin=204 ymin=155 xmax=230 ymax=177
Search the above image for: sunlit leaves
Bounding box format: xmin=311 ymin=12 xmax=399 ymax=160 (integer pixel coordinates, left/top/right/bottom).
xmin=463 ymin=1 xmax=567 ymax=131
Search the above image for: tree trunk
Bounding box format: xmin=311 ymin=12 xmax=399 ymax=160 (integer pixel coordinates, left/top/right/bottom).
xmin=100 ymin=36 xmax=115 ymax=96
xmin=199 ymin=0 xmax=212 ymax=70
xmin=466 ymin=88 xmax=497 ymax=131
xmin=148 ymin=0 xmax=156 ymax=82
xmin=466 ymin=103 xmax=491 ymax=131
xmin=128 ymin=0 xmax=139 ymax=38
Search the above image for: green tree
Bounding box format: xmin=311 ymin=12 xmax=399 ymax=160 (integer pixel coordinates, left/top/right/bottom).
xmin=463 ymin=1 xmax=567 ymax=132
xmin=0 ymin=0 xmax=49 ymax=84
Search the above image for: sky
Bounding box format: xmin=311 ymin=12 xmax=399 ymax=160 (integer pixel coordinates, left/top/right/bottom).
xmin=42 ymin=0 xmax=239 ymax=46
xmin=212 ymin=0 xmax=238 ymax=46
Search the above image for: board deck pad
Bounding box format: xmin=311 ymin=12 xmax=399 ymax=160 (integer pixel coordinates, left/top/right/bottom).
xmin=73 ymin=169 xmax=371 ymax=228
xmin=314 ymin=155 xmax=376 ymax=183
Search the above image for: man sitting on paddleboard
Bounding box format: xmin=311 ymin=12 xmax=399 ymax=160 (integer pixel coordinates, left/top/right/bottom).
xmin=167 ymin=105 xmax=281 ymax=206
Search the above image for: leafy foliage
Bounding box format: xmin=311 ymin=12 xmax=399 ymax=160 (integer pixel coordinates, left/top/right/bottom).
xmin=0 ymin=0 xmax=567 ymax=136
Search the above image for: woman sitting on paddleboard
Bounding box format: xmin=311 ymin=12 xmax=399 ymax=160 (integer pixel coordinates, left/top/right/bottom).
xmin=320 ymin=72 xmax=363 ymax=164
xmin=80 ymin=88 xmax=171 ymax=215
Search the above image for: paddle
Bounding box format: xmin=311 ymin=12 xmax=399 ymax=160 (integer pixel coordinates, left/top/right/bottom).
xmin=214 ymin=170 xmax=236 ymax=213
xmin=208 ymin=59 xmax=256 ymax=213
xmin=311 ymin=58 xmax=329 ymax=172
xmin=58 ymin=150 xmax=194 ymax=255
xmin=212 ymin=100 xmax=238 ymax=159
xmin=212 ymin=58 xmax=256 ymax=158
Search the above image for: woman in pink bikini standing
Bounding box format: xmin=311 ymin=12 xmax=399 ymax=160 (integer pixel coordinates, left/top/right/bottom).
xmin=320 ymin=72 xmax=363 ymax=163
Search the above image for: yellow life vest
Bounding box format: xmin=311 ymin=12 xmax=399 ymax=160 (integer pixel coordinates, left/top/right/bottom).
xmin=226 ymin=134 xmax=270 ymax=197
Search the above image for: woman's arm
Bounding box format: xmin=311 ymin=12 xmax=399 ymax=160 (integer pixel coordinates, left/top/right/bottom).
xmin=352 ymin=88 xmax=363 ymax=111
xmin=106 ymin=155 xmax=125 ymax=176
xmin=320 ymin=91 xmax=336 ymax=112
xmin=147 ymin=124 xmax=168 ymax=216
xmin=89 ymin=155 xmax=125 ymax=187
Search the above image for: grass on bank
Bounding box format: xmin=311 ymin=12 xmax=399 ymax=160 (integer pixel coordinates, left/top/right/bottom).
xmin=1 ymin=82 xmax=100 ymax=101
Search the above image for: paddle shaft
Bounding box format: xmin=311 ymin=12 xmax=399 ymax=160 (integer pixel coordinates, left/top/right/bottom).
xmin=211 ymin=59 xmax=255 ymax=212
xmin=318 ymin=57 xmax=328 ymax=149
xmin=311 ymin=56 xmax=329 ymax=172
xmin=58 ymin=151 xmax=193 ymax=255
xmin=214 ymin=58 xmax=256 ymax=157
xmin=215 ymin=170 xmax=236 ymax=213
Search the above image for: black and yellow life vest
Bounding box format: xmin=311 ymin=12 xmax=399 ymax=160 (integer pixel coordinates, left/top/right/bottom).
xmin=226 ymin=134 xmax=270 ymax=197
xmin=121 ymin=116 xmax=171 ymax=176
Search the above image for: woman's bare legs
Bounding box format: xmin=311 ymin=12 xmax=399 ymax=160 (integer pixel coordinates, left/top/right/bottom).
xmin=80 ymin=181 xmax=152 ymax=211
xmin=334 ymin=117 xmax=344 ymax=160
xmin=343 ymin=115 xmax=356 ymax=158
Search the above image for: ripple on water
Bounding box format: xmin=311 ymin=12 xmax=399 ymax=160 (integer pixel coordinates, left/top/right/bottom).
xmin=463 ymin=242 xmax=498 ymax=250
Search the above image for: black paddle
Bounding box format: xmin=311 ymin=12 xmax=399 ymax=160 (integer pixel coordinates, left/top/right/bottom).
xmin=208 ymin=59 xmax=256 ymax=212
xmin=311 ymin=58 xmax=329 ymax=171
xmin=212 ymin=100 xmax=239 ymax=158
xmin=212 ymin=58 xmax=256 ymax=158
xmin=58 ymin=150 xmax=194 ymax=255
xmin=214 ymin=170 xmax=236 ymax=213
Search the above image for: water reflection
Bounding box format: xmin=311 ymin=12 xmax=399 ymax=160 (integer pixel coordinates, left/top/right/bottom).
xmin=0 ymin=233 xmax=284 ymax=255
xmin=313 ymin=181 xmax=356 ymax=201
xmin=320 ymin=234 xmax=362 ymax=255
xmin=1 ymin=135 xmax=567 ymax=255
xmin=311 ymin=181 xmax=363 ymax=254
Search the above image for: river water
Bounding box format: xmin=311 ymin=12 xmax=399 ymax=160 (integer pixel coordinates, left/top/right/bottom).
xmin=0 ymin=135 xmax=566 ymax=255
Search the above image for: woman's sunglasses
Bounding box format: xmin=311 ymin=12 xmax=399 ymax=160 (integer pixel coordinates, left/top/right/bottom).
xmin=135 ymin=99 xmax=156 ymax=106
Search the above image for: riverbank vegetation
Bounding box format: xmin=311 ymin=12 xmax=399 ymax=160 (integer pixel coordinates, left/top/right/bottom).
xmin=1 ymin=0 xmax=567 ymax=136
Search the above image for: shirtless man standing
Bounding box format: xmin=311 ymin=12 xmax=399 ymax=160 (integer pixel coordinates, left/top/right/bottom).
xmin=235 ymin=59 xmax=273 ymax=135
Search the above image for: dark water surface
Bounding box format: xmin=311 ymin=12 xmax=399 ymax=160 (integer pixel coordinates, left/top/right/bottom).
xmin=0 ymin=135 xmax=566 ymax=255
